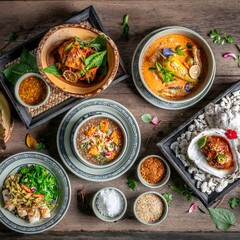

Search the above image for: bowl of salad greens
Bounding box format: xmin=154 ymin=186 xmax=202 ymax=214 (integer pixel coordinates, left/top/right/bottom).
xmin=0 ymin=152 xmax=71 ymax=234
xmin=37 ymin=23 xmax=119 ymax=98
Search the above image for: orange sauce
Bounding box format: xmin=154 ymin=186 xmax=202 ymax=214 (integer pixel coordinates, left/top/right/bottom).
xmin=141 ymin=34 xmax=208 ymax=100
xmin=19 ymin=76 xmax=47 ymax=105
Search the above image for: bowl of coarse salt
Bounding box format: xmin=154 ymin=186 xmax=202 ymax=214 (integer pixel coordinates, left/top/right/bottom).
xmin=92 ymin=187 xmax=127 ymax=222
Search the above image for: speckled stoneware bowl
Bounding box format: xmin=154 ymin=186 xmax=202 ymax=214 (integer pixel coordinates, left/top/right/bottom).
xmin=137 ymin=155 xmax=171 ymax=188
xmin=37 ymin=23 xmax=119 ymax=98
xmin=92 ymin=187 xmax=127 ymax=222
xmin=71 ymin=114 xmax=128 ymax=169
xmin=14 ymin=73 xmax=50 ymax=108
xmin=138 ymin=26 xmax=216 ymax=104
xmin=0 ymin=152 xmax=71 ymax=234
xmin=133 ymin=191 xmax=168 ymax=226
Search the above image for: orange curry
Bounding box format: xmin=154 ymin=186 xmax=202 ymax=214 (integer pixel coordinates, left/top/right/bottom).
xmin=141 ymin=34 xmax=208 ymax=101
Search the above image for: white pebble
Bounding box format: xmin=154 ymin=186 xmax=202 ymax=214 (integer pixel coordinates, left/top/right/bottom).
xmin=179 ymin=139 xmax=188 ymax=149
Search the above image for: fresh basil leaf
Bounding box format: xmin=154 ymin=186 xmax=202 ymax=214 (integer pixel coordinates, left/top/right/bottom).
xmin=197 ymin=136 xmax=207 ymax=148
xmin=174 ymin=45 xmax=184 ymax=56
xmin=127 ymin=178 xmax=136 ymax=190
xmin=140 ymin=113 xmax=152 ymax=123
xmin=208 ymin=207 xmax=236 ymax=230
xmin=89 ymin=35 xmax=106 ymax=51
xmin=228 ymin=197 xmax=240 ymax=209
xmin=8 ymin=32 xmax=17 ymax=42
xmin=42 ymin=64 xmax=61 ymax=76
xmin=20 ymin=48 xmax=38 ymax=72
xmin=2 ymin=63 xmax=33 ymax=84
xmin=155 ymin=62 xmax=175 ymax=83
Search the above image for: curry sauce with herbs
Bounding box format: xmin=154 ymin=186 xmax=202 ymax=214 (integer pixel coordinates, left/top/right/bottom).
xmin=18 ymin=76 xmax=48 ymax=106
xmin=141 ymin=34 xmax=208 ymax=101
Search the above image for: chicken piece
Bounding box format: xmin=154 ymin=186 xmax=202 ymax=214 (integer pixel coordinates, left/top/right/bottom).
xmin=40 ymin=205 xmax=51 ymax=219
xmin=17 ymin=206 xmax=28 ymax=218
xmin=28 ymin=208 xmax=41 ymax=223
xmin=58 ymin=40 xmax=72 ymax=61
xmin=2 ymin=189 xmax=15 ymax=211
xmin=64 ymin=44 xmax=86 ymax=70
xmin=86 ymin=126 xmax=97 ymax=136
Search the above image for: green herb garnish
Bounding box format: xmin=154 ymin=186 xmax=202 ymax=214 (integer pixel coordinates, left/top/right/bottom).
xmin=228 ymin=197 xmax=240 ymax=209
xmin=208 ymin=207 xmax=236 ymax=230
xmin=155 ymin=62 xmax=175 ymax=83
xmin=163 ymin=193 xmax=173 ymax=206
xmin=42 ymin=64 xmax=61 ymax=76
xmin=19 ymin=165 xmax=58 ymax=204
xmin=217 ymin=154 xmax=226 ymax=164
xmin=174 ymin=45 xmax=184 ymax=56
xmin=127 ymin=178 xmax=136 ymax=190
xmin=122 ymin=14 xmax=129 ymax=40
xmin=169 ymin=184 xmax=195 ymax=201
xmin=2 ymin=48 xmax=38 ymax=84
xmin=0 ymin=32 xmax=18 ymax=55
xmin=140 ymin=113 xmax=152 ymax=123
xmin=64 ymin=41 xmax=73 ymax=52
xmin=209 ymin=29 xmax=234 ymax=45
xmin=197 ymin=136 xmax=207 ymax=148
xmin=186 ymin=42 xmax=192 ymax=48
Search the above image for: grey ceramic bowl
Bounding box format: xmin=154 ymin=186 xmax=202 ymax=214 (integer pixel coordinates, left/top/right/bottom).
xmin=137 ymin=155 xmax=171 ymax=188
xmin=92 ymin=187 xmax=127 ymax=222
xmin=14 ymin=73 xmax=50 ymax=108
xmin=133 ymin=191 xmax=168 ymax=226
xmin=72 ymin=114 xmax=128 ymax=169
xmin=138 ymin=26 xmax=216 ymax=104
xmin=0 ymin=152 xmax=71 ymax=234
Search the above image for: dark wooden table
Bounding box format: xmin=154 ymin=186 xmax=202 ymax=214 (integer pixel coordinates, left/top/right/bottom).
xmin=1 ymin=1 xmax=240 ymax=239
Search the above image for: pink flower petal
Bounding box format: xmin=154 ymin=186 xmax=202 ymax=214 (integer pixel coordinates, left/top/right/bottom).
xmin=31 ymin=187 xmax=35 ymax=192
xmin=188 ymin=203 xmax=198 ymax=213
xmin=151 ymin=116 xmax=159 ymax=125
xmin=223 ymin=53 xmax=237 ymax=60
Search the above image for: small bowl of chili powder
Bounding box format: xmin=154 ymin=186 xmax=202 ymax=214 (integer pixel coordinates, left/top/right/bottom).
xmin=15 ymin=73 xmax=50 ymax=108
xmin=137 ymin=155 xmax=171 ymax=188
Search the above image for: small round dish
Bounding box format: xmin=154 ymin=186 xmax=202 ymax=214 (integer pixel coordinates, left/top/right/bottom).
xmin=0 ymin=152 xmax=71 ymax=234
xmin=138 ymin=26 xmax=215 ymax=104
xmin=137 ymin=155 xmax=170 ymax=188
xmin=14 ymin=73 xmax=50 ymax=108
xmin=72 ymin=114 xmax=127 ymax=169
xmin=92 ymin=187 xmax=127 ymax=222
xmin=133 ymin=191 xmax=168 ymax=226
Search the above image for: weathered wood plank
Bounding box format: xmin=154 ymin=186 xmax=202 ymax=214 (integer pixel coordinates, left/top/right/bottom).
xmin=1 ymin=0 xmax=240 ymax=237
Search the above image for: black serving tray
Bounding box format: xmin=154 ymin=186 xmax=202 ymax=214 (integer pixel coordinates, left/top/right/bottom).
xmin=0 ymin=6 xmax=129 ymax=129
xmin=158 ymin=80 xmax=240 ymax=208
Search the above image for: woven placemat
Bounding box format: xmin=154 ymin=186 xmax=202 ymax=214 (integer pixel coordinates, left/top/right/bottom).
xmin=5 ymin=21 xmax=92 ymax=118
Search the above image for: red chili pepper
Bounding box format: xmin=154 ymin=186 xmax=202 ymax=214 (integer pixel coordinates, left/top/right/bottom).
xmin=225 ymin=129 xmax=238 ymax=139
xmin=68 ymin=67 xmax=72 ymax=71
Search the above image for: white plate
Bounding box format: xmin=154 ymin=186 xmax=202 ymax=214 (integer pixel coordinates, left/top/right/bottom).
xmin=132 ymin=27 xmax=216 ymax=110
xmin=0 ymin=152 xmax=71 ymax=234
xmin=57 ymin=98 xmax=141 ymax=182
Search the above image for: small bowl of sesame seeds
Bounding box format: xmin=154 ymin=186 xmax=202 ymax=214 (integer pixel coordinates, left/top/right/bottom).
xmin=137 ymin=155 xmax=170 ymax=188
xmin=133 ymin=191 xmax=168 ymax=225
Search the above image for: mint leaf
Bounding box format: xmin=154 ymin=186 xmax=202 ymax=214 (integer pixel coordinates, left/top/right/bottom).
xmin=208 ymin=207 xmax=236 ymax=230
xmin=140 ymin=113 xmax=152 ymax=123
xmin=42 ymin=64 xmax=61 ymax=76
xmin=228 ymin=197 xmax=240 ymax=209
xmin=169 ymin=184 xmax=195 ymax=202
xmin=163 ymin=193 xmax=173 ymax=206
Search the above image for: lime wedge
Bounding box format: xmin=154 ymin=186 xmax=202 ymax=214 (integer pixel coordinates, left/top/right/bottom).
xmin=197 ymin=136 xmax=207 ymax=148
